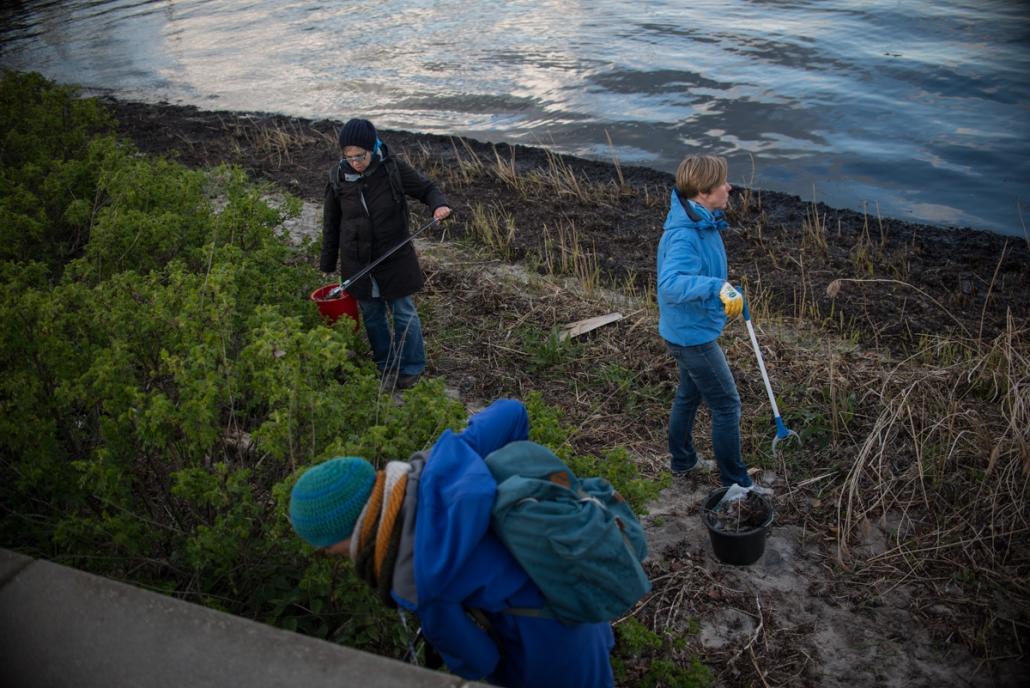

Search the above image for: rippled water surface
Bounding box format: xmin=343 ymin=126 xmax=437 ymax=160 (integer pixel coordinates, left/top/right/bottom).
xmin=2 ymin=0 xmax=1028 ymax=236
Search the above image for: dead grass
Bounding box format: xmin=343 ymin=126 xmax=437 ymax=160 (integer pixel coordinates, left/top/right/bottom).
xmin=417 ymin=206 xmax=1030 ymax=676
xmin=219 ymin=115 xmax=327 ymax=169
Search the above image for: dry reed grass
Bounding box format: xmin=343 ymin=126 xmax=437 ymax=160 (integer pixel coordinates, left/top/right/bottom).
xmin=831 ymin=320 xmax=1029 ymax=656
xmin=541 ymin=220 xmax=602 ymax=292
xmin=419 ymin=209 xmax=1029 ymax=666
xmin=219 ymin=116 xmax=324 ymax=169
xmin=405 ymin=131 xmax=1030 ymax=667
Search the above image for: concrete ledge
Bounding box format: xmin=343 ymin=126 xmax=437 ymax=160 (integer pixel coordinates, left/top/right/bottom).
xmin=0 ymin=548 xmax=483 ymax=688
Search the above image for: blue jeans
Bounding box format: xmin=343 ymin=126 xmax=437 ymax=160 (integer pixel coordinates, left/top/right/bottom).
xmin=666 ymin=339 xmax=752 ymax=488
xmin=358 ymin=295 xmax=426 ymax=376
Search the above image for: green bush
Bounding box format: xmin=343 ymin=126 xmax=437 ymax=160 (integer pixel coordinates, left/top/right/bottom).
xmin=1 ymin=69 xmax=115 ymax=271
xmin=613 ymin=617 xmax=712 ymax=688
xmin=0 ymin=71 xmax=460 ymax=657
xmin=525 ymin=390 xmax=662 ymax=513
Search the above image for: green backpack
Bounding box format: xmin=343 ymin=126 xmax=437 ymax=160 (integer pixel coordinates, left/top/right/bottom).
xmin=484 ymin=440 xmax=651 ymax=625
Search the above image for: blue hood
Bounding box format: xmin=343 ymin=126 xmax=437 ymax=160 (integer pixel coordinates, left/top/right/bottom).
xmin=412 ymin=400 xmax=539 ymax=679
xmin=407 ymin=399 xmax=614 ymax=687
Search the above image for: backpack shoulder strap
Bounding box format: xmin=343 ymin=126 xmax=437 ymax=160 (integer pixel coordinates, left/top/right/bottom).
xmin=500 ymin=606 xmax=552 ymax=619
xmin=328 ymin=162 xmax=343 ymax=193
xmin=383 ymin=156 xmax=405 ymax=208
xmin=465 ymin=607 xmax=503 ymax=651
xmin=328 ymin=158 xmax=402 ymax=210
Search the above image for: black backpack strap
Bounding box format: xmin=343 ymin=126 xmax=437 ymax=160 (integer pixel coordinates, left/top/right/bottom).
xmin=328 ymin=156 xmax=397 ymax=197
xmin=383 ymin=156 xmax=405 ymax=209
xmin=466 ymin=607 xmax=503 ymax=651
xmin=464 ymin=606 xmax=557 ymax=653
xmin=500 ymin=606 xmax=552 ymax=618
xmin=328 ymin=162 xmax=343 ymax=193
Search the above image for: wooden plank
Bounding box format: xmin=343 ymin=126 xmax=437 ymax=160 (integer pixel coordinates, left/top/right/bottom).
xmin=558 ymin=312 xmax=624 ymax=341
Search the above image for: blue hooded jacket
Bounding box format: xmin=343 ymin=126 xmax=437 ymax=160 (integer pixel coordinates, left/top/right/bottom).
xmin=398 ymin=399 xmax=614 ymax=688
xmin=656 ymin=190 xmax=731 ymax=346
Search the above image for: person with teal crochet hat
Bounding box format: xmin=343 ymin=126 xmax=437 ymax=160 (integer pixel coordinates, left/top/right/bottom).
xmin=289 ymin=457 xmax=376 ymax=549
xmin=288 ymin=399 xmax=614 ymax=688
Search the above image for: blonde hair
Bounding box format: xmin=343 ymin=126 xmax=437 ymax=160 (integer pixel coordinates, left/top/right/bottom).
xmin=674 ymin=155 xmax=728 ymax=199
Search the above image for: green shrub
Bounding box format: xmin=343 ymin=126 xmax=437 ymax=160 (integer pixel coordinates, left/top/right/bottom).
xmin=1 ymin=70 xmax=115 ymax=271
xmin=613 ymin=617 xmax=712 ymax=688
xmin=0 ymin=72 xmax=451 ymax=658
xmin=525 ymin=390 xmax=662 ymax=513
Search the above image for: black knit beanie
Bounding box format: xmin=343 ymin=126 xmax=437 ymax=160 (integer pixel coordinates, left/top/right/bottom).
xmin=339 ymin=118 xmax=377 ymax=151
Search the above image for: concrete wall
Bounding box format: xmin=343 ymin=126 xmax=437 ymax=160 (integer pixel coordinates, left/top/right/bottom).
xmin=0 ymin=548 xmax=484 ymax=688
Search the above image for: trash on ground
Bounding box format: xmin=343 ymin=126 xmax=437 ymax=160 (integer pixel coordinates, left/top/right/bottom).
xmin=706 ymin=489 xmax=771 ymax=533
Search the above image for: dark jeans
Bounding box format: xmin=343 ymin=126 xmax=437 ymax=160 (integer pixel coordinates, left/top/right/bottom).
xmin=666 ymin=339 xmax=752 ymax=488
xmin=358 ymin=295 xmax=426 ymax=376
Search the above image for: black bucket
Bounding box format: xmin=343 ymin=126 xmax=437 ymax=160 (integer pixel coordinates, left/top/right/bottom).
xmin=701 ymin=487 xmax=774 ymax=566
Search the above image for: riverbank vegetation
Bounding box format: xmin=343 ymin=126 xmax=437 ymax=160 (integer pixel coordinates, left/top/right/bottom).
xmin=3 ymin=70 xmax=1027 ymax=685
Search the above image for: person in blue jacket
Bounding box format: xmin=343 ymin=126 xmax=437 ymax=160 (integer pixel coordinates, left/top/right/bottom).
xmin=287 ymin=399 xmax=615 ymax=688
xmin=656 ymin=154 xmax=772 ymax=495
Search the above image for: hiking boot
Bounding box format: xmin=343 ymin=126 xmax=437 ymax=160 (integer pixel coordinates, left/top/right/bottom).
xmin=670 ymin=458 xmax=716 ymax=477
xmin=395 ymin=373 xmax=422 ymax=390
xmin=748 ymin=483 xmax=774 ymax=497
xmin=379 ymin=369 xmax=398 ymax=390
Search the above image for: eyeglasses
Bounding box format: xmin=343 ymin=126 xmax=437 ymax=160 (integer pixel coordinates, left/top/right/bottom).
xmin=343 ymin=151 xmax=370 ymax=164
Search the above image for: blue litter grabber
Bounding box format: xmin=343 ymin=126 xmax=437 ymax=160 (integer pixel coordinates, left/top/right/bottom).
xmin=741 ymin=295 xmax=801 ymax=454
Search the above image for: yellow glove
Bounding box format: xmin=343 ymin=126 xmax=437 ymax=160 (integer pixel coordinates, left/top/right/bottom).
xmin=719 ymin=282 xmax=743 ymax=318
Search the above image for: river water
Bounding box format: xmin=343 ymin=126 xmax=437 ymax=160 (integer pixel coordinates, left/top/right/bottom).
xmin=2 ymin=0 xmax=1028 ymax=237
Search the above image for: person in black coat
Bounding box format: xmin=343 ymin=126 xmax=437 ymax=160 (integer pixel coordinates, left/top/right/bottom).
xmin=321 ymin=118 xmax=451 ymax=389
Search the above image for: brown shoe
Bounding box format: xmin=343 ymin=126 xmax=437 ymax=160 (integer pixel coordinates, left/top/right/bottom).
xmin=380 ymin=369 xmax=398 ymax=390
xmin=395 ymin=373 xmax=422 ymax=390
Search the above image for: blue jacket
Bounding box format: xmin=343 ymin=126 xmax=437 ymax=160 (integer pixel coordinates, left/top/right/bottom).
xmin=656 ymin=190 xmax=731 ymax=346
xmin=397 ymin=399 xmax=614 ymax=688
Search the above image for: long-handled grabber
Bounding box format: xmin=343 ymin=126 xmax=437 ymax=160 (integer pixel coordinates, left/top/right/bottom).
xmin=742 ymin=295 xmax=801 ymax=454
xmin=326 ymin=217 xmax=440 ymax=298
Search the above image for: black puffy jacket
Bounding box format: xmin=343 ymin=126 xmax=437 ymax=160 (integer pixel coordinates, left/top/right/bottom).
xmin=320 ymin=144 xmax=448 ymax=300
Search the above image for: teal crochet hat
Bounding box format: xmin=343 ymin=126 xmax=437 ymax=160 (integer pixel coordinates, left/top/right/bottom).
xmin=289 ymin=457 xmax=376 ymax=548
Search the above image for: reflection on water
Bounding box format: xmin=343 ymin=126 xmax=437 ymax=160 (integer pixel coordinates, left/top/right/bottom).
xmin=1 ymin=0 xmax=1028 ymax=236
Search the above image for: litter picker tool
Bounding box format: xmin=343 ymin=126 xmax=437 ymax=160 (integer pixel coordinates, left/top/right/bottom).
xmin=741 ymin=294 xmax=801 ymax=454
xmin=326 ymin=217 xmax=440 ymax=298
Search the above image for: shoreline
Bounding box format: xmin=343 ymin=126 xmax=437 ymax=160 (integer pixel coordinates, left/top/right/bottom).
xmin=103 ymin=96 xmax=1029 ymax=348
xmin=97 ymin=94 xmax=1024 ymax=241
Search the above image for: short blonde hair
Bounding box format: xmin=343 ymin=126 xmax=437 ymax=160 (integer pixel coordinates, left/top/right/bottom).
xmin=675 ymin=155 xmax=728 ymax=199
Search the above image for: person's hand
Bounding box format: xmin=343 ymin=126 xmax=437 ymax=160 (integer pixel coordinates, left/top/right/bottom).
xmin=433 ymin=206 xmax=452 ymax=222
xmin=719 ymin=282 xmax=743 ymax=318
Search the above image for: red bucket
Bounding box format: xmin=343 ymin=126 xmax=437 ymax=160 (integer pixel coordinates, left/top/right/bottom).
xmin=310 ymin=284 xmax=360 ymax=329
